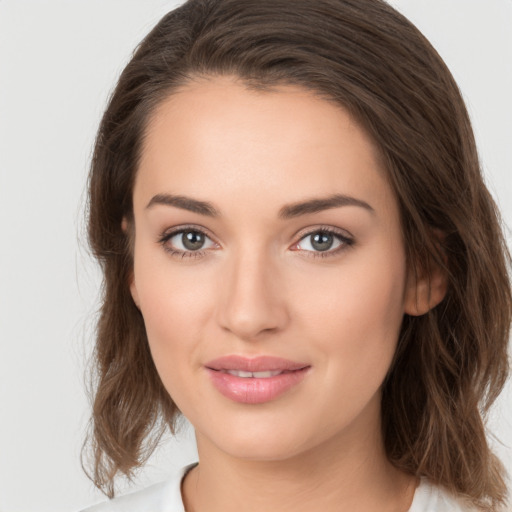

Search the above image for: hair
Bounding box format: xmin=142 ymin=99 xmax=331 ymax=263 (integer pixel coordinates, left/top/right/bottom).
xmin=83 ymin=0 xmax=511 ymax=509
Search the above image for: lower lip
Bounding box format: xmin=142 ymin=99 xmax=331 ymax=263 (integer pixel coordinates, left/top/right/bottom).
xmin=205 ymin=367 xmax=310 ymax=404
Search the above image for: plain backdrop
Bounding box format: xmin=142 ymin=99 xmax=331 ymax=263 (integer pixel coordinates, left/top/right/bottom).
xmin=0 ymin=1 xmax=511 ymax=511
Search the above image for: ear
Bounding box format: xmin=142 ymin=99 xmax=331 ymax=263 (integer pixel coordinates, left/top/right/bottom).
xmin=129 ymin=276 xmax=141 ymax=310
xmin=404 ymin=257 xmax=447 ymax=316
xmin=122 ymin=217 xmax=140 ymax=309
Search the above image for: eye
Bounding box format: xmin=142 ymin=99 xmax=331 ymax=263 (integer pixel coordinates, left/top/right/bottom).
xmin=292 ymin=228 xmax=354 ymax=256
xmin=159 ymin=227 xmax=218 ymax=256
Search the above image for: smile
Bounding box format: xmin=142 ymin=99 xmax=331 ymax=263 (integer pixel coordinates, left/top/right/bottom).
xmin=205 ymin=356 xmax=311 ymax=404
xmin=221 ymin=369 xmax=289 ymax=378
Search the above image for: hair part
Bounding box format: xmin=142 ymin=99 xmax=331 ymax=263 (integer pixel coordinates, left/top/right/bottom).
xmin=84 ymin=0 xmax=511 ymax=509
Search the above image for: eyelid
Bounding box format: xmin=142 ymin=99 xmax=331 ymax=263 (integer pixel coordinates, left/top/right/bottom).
xmin=157 ymin=223 xmax=354 ymax=259
xmin=290 ymin=225 xmax=355 ymax=257
xmin=158 ymin=223 xmax=218 ymax=242
xmin=158 ymin=224 xmax=220 ymax=258
xmin=292 ymin=224 xmax=354 ymax=242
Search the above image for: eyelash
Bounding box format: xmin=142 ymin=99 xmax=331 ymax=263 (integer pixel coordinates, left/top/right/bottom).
xmin=292 ymin=226 xmax=355 ymax=259
xmin=158 ymin=225 xmax=217 ymax=260
xmin=157 ymin=225 xmax=354 ymax=260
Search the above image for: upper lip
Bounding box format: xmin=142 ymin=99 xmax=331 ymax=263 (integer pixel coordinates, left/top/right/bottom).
xmin=205 ymin=355 xmax=309 ymax=372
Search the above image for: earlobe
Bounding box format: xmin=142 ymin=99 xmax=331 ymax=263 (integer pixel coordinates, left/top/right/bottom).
xmin=404 ymin=264 xmax=447 ymax=316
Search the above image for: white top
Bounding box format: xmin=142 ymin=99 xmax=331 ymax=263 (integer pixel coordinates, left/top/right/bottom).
xmin=79 ymin=463 xmax=475 ymax=512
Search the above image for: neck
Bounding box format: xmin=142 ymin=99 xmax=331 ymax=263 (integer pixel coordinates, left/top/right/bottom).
xmin=181 ymin=398 xmax=417 ymax=512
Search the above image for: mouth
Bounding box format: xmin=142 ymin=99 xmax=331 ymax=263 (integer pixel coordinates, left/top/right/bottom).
xmin=205 ymin=354 xmax=309 ymax=373
xmin=213 ymin=369 xmax=301 ymax=378
xmin=210 ymin=368 xmax=302 ymax=379
xmin=204 ymin=355 xmax=311 ymax=404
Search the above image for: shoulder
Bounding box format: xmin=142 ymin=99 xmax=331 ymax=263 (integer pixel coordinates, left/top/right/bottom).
xmin=79 ymin=480 xmax=176 ymax=512
xmin=409 ymin=478 xmax=479 ymax=512
xmin=78 ymin=463 xmax=197 ymax=512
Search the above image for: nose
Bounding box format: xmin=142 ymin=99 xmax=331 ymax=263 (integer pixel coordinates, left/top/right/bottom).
xmin=216 ymin=248 xmax=289 ymax=340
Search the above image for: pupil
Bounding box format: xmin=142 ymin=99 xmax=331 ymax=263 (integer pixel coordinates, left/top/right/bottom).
xmin=311 ymin=232 xmax=333 ymax=251
xmin=182 ymin=231 xmax=205 ymax=250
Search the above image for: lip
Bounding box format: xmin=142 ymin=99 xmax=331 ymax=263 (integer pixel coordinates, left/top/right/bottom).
xmin=205 ymin=355 xmax=309 ymax=372
xmin=205 ymin=355 xmax=311 ymax=404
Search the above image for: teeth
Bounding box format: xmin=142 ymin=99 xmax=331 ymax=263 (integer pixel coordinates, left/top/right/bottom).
xmin=227 ymin=370 xmax=253 ymax=378
xmin=253 ymin=370 xmax=282 ymax=378
xmin=225 ymin=370 xmax=283 ymax=378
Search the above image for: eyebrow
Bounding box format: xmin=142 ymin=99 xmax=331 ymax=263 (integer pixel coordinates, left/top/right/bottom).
xmin=146 ymin=194 xmax=219 ymax=217
xmin=145 ymin=192 xmax=374 ymax=218
xmin=278 ymin=194 xmax=374 ymax=219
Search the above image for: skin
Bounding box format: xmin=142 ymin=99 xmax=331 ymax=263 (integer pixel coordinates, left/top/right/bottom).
xmin=129 ymin=75 xmax=446 ymax=512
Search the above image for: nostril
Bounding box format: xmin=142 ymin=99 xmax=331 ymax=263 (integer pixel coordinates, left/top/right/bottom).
xmin=215 ymin=262 xmax=290 ymax=339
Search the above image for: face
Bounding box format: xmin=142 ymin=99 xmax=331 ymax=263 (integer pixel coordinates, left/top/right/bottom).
xmin=130 ymin=76 xmax=420 ymax=462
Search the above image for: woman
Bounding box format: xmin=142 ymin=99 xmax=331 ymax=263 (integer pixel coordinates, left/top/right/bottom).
xmin=80 ymin=0 xmax=511 ymax=510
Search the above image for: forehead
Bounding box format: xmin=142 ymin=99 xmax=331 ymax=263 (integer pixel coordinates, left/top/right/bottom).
xmin=135 ymin=76 xmax=395 ymax=217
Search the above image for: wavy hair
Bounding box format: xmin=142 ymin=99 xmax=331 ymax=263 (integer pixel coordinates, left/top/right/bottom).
xmin=83 ymin=0 xmax=511 ymax=509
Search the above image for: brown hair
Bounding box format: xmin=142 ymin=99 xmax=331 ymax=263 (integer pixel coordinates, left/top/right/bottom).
xmin=84 ymin=0 xmax=511 ymax=509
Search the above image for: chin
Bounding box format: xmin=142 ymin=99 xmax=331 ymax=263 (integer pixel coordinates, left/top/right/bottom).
xmin=219 ymin=435 xmax=308 ymax=462
xmin=196 ymin=412 xmax=333 ymax=463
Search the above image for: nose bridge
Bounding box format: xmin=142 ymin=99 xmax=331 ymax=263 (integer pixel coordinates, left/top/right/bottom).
xmin=217 ymin=242 xmax=288 ymax=339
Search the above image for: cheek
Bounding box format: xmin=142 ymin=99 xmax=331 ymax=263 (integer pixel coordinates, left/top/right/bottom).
xmin=301 ymin=243 xmax=405 ymax=310
xmin=284 ymin=249 xmax=407 ymax=433
xmin=135 ymin=272 xmax=214 ymax=413
xmin=132 ymin=248 xmax=216 ymax=383
xmin=292 ymin=244 xmax=407 ymax=378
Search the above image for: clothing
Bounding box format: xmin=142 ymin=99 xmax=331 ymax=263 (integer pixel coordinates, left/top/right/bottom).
xmin=79 ymin=462 xmax=475 ymax=512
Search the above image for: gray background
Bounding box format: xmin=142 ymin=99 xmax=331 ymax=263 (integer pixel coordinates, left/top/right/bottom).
xmin=0 ymin=1 xmax=511 ymax=510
